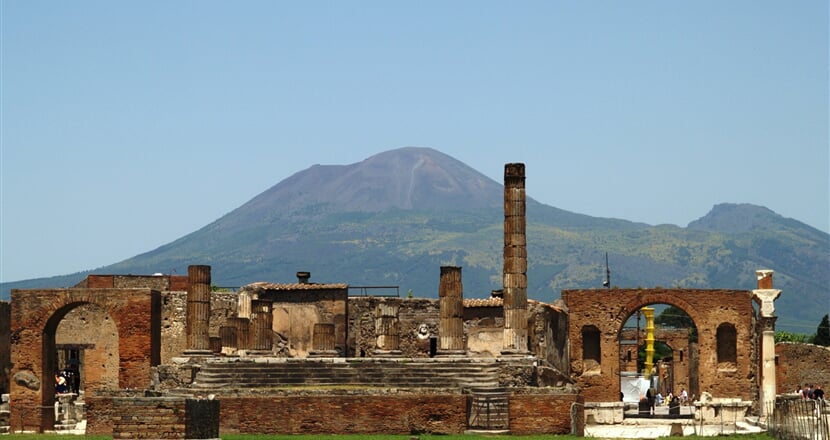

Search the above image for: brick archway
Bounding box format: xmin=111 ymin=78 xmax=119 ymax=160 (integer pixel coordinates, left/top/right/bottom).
xmin=562 ymin=288 xmax=756 ymax=403
xmin=9 ymin=288 xmax=161 ymax=432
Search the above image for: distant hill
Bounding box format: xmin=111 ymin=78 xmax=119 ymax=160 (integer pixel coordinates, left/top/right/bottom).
xmin=2 ymin=147 xmax=828 ymax=333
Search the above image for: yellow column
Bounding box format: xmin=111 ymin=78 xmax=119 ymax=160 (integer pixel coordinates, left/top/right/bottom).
xmin=642 ymin=307 xmax=655 ymax=379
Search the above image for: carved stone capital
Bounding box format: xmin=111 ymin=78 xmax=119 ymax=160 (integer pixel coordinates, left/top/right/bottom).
xmin=752 ymin=289 xmax=782 ymax=317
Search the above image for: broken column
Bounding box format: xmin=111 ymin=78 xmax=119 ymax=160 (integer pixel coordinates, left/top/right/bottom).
xmin=753 ymin=269 xmax=781 ymax=416
xmin=249 ymin=300 xmax=273 ymax=353
xmin=185 ymin=265 xmax=212 ymax=355
xmin=227 ymin=317 xmax=250 ymax=352
xmin=374 ymin=302 xmax=402 ymax=356
xmin=502 ymin=163 xmax=529 ymax=355
xmin=219 ymin=325 xmax=237 ymax=355
xmin=438 ymin=265 xmax=465 ymax=355
xmin=310 ymin=323 xmax=338 ymax=357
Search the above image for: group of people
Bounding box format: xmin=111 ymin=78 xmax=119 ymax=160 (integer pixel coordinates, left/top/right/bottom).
xmin=797 ymin=384 xmax=825 ymax=401
xmin=644 ymin=387 xmax=689 ymax=414
xmin=54 ymin=367 xmax=79 ymax=395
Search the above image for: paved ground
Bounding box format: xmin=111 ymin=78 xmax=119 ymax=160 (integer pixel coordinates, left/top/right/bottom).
xmin=585 ymin=405 xmax=765 ymax=438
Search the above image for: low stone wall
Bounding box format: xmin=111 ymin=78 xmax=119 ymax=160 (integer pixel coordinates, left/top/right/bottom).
xmin=88 ymin=390 xmax=580 ymax=436
xmin=108 ymin=396 xmax=218 ymax=439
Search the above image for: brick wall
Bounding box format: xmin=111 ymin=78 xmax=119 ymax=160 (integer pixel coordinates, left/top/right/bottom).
xmin=219 ymin=394 xmax=465 ymax=434
xmin=775 ymin=342 xmax=830 ymax=394
xmin=510 ymin=393 xmax=583 ymax=435
xmin=0 ymin=301 xmax=9 ymax=394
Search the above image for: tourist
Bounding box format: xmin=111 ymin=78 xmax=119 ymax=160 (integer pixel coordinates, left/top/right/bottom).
xmin=55 ymin=373 xmax=67 ymax=394
xmin=813 ymin=385 xmax=825 ymax=401
xmin=680 ymin=388 xmax=689 ymax=405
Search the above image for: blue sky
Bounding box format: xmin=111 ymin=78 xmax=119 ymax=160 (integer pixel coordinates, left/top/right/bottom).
xmin=1 ymin=1 xmax=827 ymax=282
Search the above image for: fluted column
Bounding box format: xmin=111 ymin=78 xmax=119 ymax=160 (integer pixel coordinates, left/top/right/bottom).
xmin=227 ymin=317 xmax=250 ymax=353
xmin=374 ymin=302 xmax=402 ymax=356
xmin=249 ymin=300 xmax=273 ymax=353
xmin=502 ymin=163 xmax=529 ymax=355
xmin=185 ymin=265 xmax=212 ymax=355
xmin=219 ymin=325 xmax=237 ymax=355
xmin=310 ymin=323 xmax=338 ymax=357
xmin=237 ymin=290 xmax=254 ymax=319
xmin=438 ymin=266 xmax=465 ymax=355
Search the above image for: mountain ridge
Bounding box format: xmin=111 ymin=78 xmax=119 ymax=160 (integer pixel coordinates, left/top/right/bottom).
xmin=2 ymin=147 xmax=827 ymax=334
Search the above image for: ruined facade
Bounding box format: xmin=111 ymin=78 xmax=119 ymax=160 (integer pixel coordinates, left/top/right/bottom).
xmin=0 ymin=161 xmax=797 ymax=436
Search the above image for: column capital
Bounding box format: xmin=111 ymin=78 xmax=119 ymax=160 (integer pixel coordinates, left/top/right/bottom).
xmin=752 ymin=289 xmax=782 ymax=317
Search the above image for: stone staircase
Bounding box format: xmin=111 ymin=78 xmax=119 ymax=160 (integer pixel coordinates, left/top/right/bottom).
xmin=190 ymin=358 xmax=501 ymax=390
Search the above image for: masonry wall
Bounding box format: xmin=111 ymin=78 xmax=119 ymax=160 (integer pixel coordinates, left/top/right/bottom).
xmin=0 ymin=301 xmax=9 ymax=394
xmin=159 ymin=291 xmax=237 ymax=363
xmin=349 ymin=298 xmax=439 ymax=357
xmin=510 ymin=393 xmax=583 ymax=435
xmin=775 ymin=342 xmax=830 ymax=394
xmin=259 ymin=288 xmax=348 ymax=357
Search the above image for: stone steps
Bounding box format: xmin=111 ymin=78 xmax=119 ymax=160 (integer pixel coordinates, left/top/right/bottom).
xmin=191 ymin=359 xmax=501 ymax=390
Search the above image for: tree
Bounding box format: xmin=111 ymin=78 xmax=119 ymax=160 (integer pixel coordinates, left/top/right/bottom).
xmin=655 ymin=305 xmax=698 ymax=343
xmin=814 ymin=314 xmax=830 ymax=346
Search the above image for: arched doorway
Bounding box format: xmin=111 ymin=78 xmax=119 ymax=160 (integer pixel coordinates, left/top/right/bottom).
xmin=617 ymin=304 xmax=698 ymax=407
xmin=9 ymin=287 xmax=160 ymax=432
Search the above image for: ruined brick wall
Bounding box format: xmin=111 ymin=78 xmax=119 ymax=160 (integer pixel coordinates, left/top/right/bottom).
xmin=112 ymin=396 xmax=187 ymax=439
xmin=0 ymin=301 xmax=9 ymax=394
xmin=528 ymin=301 xmax=569 ymax=373
xmin=562 ymin=288 xmax=756 ymax=403
xmin=510 ymin=392 xmax=583 ymax=435
xmin=218 ymin=394 xmax=467 ymax=434
xmin=349 ymin=298 xmax=439 ymax=357
xmin=775 ymin=342 xmax=830 ymax=394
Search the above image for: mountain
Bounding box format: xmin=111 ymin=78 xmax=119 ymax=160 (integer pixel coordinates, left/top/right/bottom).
xmin=2 ymin=147 xmax=828 ymax=333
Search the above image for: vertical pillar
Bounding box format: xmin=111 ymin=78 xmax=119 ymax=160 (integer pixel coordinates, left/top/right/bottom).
xmin=752 ymin=269 xmax=781 ymax=417
xmin=237 ymin=290 xmax=254 ymax=319
xmin=502 ymin=163 xmax=529 ymax=355
xmin=374 ymin=302 xmax=402 ymax=356
xmin=185 ymin=265 xmax=212 ymax=355
xmin=249 ymin=300 xmax=273 ymax=353
xmin=219 ymin=325 xmax=237 ymax=355
xmin=310 ymin=323 xmax=338 ymax=357
xmin=228 ymin=317 xmax=250 ymax=352
xmin=438 ymin=266 xmax=466 ymax=355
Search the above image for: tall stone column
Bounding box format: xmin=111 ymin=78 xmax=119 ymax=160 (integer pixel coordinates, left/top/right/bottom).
xmin=249 ymin=300 xmax=273 ymax=353
xmin=438 ymin=266 xmax=465 ymax=355
xmin=502 ymin=163 xmax=529 ymax=355
xmin=374 ymin=302 xmax=402 ymax=356
xmin=752 ymin=269 xmax=781 ymax=416
xmin=185 ymin=265 xmax=213 ymax=355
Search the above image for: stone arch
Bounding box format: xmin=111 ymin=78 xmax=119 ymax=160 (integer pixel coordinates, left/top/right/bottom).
xmin=10 ymin=288 xmax=161 ymax=432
